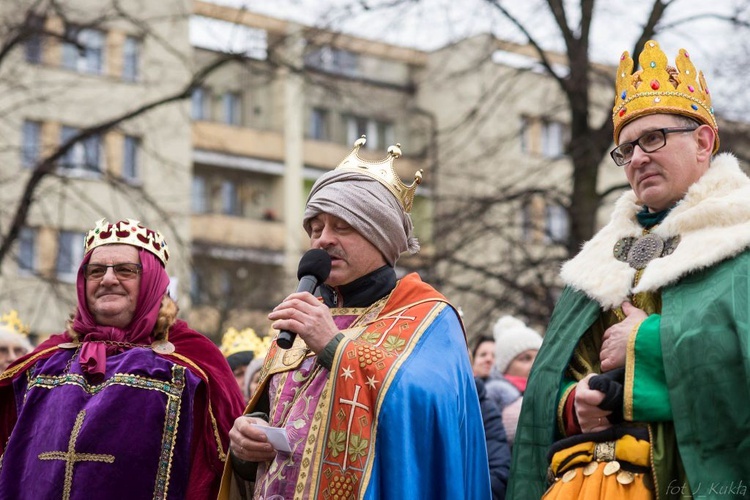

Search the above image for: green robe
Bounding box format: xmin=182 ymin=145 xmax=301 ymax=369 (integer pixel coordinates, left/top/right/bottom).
xmin=509 ymin=154 xmax=750 ymax=499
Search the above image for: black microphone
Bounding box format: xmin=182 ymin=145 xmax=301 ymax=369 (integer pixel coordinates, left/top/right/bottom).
xmin=276 ymin=249 xmax=332 ymax=349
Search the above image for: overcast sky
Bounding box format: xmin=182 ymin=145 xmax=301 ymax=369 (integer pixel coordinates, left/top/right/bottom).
xmin=203 ymin=0 xmax=750 ymax=118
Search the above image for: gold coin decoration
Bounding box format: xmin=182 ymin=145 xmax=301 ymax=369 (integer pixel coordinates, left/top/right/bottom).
xmin=151 ymin=340 xmax=175 ymax=354
xmin=603 ymin=461 xmax=621 ymax=476
xmin=616 ymin=470 xmax=635 ymax=485
xmin=583 ymin=462 xmax=599 ymax=476
xmin=562 ymin=469 xmax=577 ymax=483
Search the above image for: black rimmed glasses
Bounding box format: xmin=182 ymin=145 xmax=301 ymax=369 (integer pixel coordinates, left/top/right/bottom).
xmin=610 ymin=127 xmax=697 ymax=166
xmin=83 ymin=263 xmax=142 ymax=281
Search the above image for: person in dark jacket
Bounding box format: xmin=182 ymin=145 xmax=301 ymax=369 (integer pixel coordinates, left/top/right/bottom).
xmin=475 ymin=377 xmax=511 ymax=500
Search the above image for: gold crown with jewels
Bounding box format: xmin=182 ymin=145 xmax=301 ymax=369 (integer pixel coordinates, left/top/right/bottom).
xmin=335 ymin=136 xmax=423 ymax=213
xmin=0 ymin=310 xmax=29 ymax=337
xmin=84 ymin=218 xmax=169 ymax=265
xmin=613 ymin=40 xmax=719 ymax=153
xmin=220 ymin=327 xmax=272 ymax=359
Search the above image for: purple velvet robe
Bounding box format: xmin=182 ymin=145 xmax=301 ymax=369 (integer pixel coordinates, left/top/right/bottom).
xmin=0 ymin=347 xmax=202 ymax=499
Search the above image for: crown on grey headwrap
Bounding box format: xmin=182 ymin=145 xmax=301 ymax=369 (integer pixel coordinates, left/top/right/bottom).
xmin=303 ymin=170 xmax=420 ymax=266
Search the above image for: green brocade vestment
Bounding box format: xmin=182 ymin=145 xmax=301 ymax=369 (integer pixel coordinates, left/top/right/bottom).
xmin=508 ymin=251 xmax=750 ymax=499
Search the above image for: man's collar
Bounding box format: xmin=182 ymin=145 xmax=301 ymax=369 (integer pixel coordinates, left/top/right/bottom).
xmin=321 ymin=265 xmax=397 ymax=308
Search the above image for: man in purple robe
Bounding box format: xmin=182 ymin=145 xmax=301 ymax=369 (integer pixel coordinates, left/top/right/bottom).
xmin=0 ymin=219 xmax=244 ymax=500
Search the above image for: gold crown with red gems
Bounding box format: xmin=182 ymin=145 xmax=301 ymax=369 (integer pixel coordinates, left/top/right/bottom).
xmin=84 ymin=218 xmax=169 ymax=265
xmin=335 ymin=136 xmax=423 ymax=213
xmin=613 ymin=40 xmax=719 ymax=153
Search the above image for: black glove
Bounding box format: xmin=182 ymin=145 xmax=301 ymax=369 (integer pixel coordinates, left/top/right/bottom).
xmin=588 ymin=367 xmax=625 ymax=424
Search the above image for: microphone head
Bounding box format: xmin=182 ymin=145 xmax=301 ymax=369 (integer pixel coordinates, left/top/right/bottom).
xmin=297 ymin=249 xmax=332 ymax=283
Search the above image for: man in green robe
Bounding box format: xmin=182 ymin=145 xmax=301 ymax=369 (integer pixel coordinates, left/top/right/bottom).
xmin=508 ymin=40 xmax=750 ymax=499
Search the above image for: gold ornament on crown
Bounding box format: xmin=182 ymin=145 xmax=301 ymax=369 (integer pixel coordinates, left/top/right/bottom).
xmin=220 ymin=327 xmax=272 ymax=359
xmin=335 ymin=135 xmax=423 ymax=213
xmin=613 ymin=40 xmax=719 ymax=153
xmin=84 ymin=219 xmax=169 ymax=265
xmin=0 ymin=310 xmax=30 ymax=337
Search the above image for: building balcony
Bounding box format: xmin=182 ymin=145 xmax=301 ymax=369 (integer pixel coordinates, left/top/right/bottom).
xmin=191 ymin=213 xmax=286 ymax=262
xmin=192 ymin=122 xmax=426 ymax=183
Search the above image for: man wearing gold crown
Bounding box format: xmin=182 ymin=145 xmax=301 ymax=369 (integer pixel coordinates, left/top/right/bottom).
xmin=508 ymin=40 xmax=750 ymax=499
xmin=219 ymin=139 xmax=490 ymax=499
xmin=0 ymin=310 xmax=33 ymax=372
xmin=0 ymin=219 xmax=244 ymax=499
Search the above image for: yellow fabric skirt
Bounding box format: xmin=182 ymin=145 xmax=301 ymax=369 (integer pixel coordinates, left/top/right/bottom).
xmin=543 ymin=434 xmax=654 ymax=500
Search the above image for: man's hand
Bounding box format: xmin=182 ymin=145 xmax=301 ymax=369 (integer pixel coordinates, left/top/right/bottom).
xmin=268 ymin=292 xmax=339 ymax=354
xmin=600 ymin=302 xmax=647 ymax=372
xmin=229 ymin=416 xmax=277 ymax=463
xmin=575 ymin=374 xmax=612 ymax=433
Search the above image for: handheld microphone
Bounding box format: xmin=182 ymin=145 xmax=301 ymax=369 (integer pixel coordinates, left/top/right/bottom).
xmin=276 ymin=249 xmax=332 ymax=349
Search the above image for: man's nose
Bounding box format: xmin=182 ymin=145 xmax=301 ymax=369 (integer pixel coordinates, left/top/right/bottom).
xmin=100 ymin=267 xmax=120 ymax=284
xmin=628 ymin=144 xmax=650 ymax=168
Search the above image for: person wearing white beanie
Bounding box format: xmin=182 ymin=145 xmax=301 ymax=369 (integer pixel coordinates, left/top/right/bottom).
xmin=492 ymin=315 xmax=543 ymax=376
xmin=485 ymin=315 xmax=543 ymax=446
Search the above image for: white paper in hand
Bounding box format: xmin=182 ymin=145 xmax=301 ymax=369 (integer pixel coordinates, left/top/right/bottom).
xmin=251 ymin=424 xmax=292 ymax=453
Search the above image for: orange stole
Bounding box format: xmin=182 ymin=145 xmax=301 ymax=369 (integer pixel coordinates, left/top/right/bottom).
xmin=303 ymin=299 xmax=448 ymax=498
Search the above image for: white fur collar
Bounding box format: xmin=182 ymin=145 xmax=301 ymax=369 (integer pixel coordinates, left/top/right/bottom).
xmin=561 ymin=153 xmax=750 ymax=309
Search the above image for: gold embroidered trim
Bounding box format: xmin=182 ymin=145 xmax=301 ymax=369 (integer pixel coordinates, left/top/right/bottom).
xmin=359 ymin=302 xmax=446 ymax=493
xmin=152 ymin=365 xmax=185 ymax=500
xmin=29 ymin=371 xmax=184 ymax=396
xmin=623 ymin=320 xmax=642 ymax=421
xmin=38 ymin=409 xmax=116 ymax=500
xmin=0 ymin=346 xmax=60 ymax=381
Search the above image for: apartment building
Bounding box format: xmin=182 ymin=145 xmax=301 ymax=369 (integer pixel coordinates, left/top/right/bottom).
xmin=0 ymin=0 xmax=432 ymax=341
xmin=3 ymin=1 xmax=746 ymax=340
xmin=0 ymin=0 xmax=194 ymax=338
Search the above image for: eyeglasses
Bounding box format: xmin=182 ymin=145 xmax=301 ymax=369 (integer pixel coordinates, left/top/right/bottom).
xmin=83 ymin=263 xmax=142 ymax=281
xmin=610 ymin=127 xmax=697 ymax=166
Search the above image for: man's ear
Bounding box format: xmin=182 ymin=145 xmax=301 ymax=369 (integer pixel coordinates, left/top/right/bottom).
xmin=695 ymin=125 xmax=716 ymax=162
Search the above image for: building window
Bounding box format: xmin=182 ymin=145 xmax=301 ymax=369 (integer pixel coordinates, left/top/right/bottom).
xmin=545 ymin=203 xmax=570 ymax=243
xmin=221 ymin=180 xmax=239 ymax=215
xmin=22 ymin=120 xmax=41 ymax=168
xmin=123 ymin=135 xmax=140 ymax=180
xmin=18 ymin=227 xmax=36 ymax=273
xmin=191 ymin=176 xmax=208 ymax=213
xmin=345 ymin=115 xmax=393 ymax=150
xmin=190 ymin=269 xmax=205 ymax=305
xmin=304 ymin=46 xmax=358 ymax=77
xmin=56 ymin=231 xmax=85 ymax=280
xmin=222 ymin=92 xmax=242 ymax=126
xmin=541 ymin=120 xmax=566 ymax=158
xmin=122 ymin=36 xmax=140 ymax=82
xmin=519 ymin=116 xmax=531 ymax=154
xmin=191 ymin=87 xmax=209 ymax=120
xmin=62 ymin=27 xmax=105 ymax=75
xmin=372 ymin=120 xmax=395 ymax=150
xmin=60 ymin=126 xmax=101 ymax=172
xmin=25 ymin=15 xmax=45 ymax=64
xmin=309 ymin=108 xmax=329 ymax=141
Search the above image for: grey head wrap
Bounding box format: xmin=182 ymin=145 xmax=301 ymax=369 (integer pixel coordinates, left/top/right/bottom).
xmin=303 ymin=170 xmax=420 ymax=266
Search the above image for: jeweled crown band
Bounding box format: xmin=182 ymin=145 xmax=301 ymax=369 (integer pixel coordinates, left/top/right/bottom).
xmin=84 ymin=218 xmax=169 ymax=265
xmin=613 ymin=40 xmax=719 ymax=153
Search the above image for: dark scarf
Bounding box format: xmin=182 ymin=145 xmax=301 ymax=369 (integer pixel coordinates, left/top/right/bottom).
xmin=321 ymin=265 xmax=397 ymax=308
xmin=636 ymin=206 xmax=671 ymax=229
